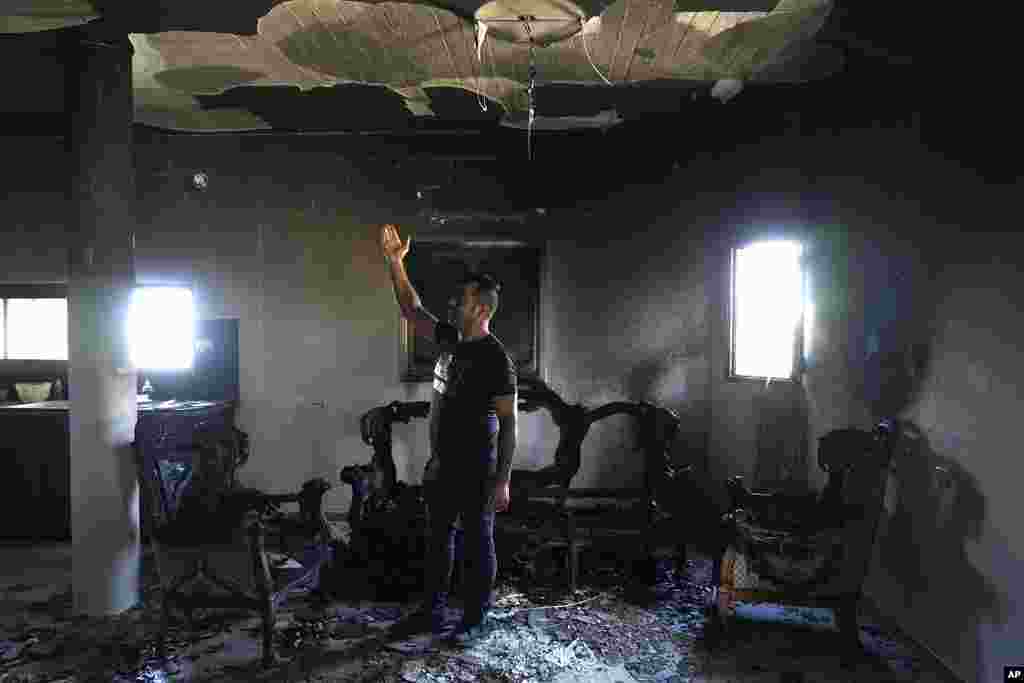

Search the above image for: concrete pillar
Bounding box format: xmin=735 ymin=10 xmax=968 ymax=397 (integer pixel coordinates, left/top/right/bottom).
xmin=63 ymin=21 xmax=140 ymax=616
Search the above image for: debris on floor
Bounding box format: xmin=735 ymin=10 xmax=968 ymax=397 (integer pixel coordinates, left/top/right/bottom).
xmin=0 ymin=546 xmax=949 ymax=683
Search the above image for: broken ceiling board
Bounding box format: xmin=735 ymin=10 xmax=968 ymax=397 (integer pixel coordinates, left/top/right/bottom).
xmin=701 ymin=0 xmax=832 ymax=76
xmin=256 ymin=0 xmax=826 ymax=85
xmin=0 ymin=1 xmax=98 ymax=33
xmin=132 ymin=30 xmax=334 ymax=94
xmin=4 ymin=0 xmax=836 ymax=130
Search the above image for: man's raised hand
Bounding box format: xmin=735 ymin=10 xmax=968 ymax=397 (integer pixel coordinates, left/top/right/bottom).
xmin=380 ymin=224 xmax=411 ymax=262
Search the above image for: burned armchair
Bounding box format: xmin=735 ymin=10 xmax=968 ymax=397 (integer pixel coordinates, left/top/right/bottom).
xmin=504 ymin=376 xmax=687 ymax=591
xmin=135 ymin=416 xmax=335 ymax=668
xmin=714 ymin=420 xmax=898 ymax=654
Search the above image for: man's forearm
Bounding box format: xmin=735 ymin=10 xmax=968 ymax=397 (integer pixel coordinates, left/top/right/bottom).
xmin=387 ymin=257 xmax=422 ymax=315
xmin=495 ymin=420 xmax=517 ymax=483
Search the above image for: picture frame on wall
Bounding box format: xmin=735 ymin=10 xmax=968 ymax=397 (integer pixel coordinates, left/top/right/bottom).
xmin=400 ymin=239 xmax=542 ymax=382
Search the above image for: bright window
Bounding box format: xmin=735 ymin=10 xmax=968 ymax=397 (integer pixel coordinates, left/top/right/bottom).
xmin=730 ymin=240 xmax=805 ymax=380
xmin=1 ymin=298 xmax=68 ymax=360
xmin=128 ymin=287 xmax=195 ymax=370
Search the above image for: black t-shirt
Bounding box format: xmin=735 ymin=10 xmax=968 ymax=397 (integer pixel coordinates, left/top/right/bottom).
xmin=432 ymin=321 xmax=517 ymax=452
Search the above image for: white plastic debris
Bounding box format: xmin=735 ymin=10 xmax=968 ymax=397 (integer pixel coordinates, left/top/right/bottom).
xmin=711 ymin=78 xmax=744 ymax=103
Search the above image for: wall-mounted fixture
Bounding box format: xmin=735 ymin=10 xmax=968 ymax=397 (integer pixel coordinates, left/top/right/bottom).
xmin=415 ymin=184 xmax=441 ymax=200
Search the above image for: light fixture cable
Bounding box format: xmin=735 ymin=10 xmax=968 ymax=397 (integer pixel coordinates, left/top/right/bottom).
xmin=580 ymin=21 xmax=613 ymax=85
xmin=522 ymin=16 xmax=537 ymax=161
xmin=474 ymin=21 xmax=489 ymax=112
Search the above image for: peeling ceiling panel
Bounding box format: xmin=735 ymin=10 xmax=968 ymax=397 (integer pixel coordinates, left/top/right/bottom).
xmin=0 ymin=1 xmax=98 ymax=33
xmin=3 ymin=0 xmax=838 ymax=131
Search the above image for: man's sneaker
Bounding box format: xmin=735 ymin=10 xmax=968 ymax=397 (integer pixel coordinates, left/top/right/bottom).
xmin=448 ymin=617 xmax=494 ymax=647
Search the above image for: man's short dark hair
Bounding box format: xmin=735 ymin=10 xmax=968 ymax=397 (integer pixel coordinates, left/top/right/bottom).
xmin=460 ymin=272 xmax=501 ymax=316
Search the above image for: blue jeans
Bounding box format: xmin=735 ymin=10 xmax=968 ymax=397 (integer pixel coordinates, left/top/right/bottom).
xmin=424 ymin=415 xmax=499 ymax=624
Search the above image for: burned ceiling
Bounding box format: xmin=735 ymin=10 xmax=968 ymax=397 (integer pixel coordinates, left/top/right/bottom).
xmin=2 ymin=0 xmax=848 ymax=132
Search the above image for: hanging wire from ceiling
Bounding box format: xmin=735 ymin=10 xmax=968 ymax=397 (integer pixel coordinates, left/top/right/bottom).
xmin=522 ymin=16 xmax=537 ymax=161
xmin=474 ymin=21 xmax=489 ymax=113
xmin=580 ymin=22 xmax=613 ymax=86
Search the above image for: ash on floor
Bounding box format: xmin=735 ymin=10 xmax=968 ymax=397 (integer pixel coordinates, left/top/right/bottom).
xmin=0 ymin=543 xmax=956 ymax=683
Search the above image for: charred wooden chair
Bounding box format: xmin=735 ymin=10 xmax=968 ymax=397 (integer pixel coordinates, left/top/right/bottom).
xmin=338 ymin=400 xmax=432 ymax=596
xmin=713 ymin=420 xmax=898 ymax=655
xmin=342 ymin=400 xmax=431 ymax=535
xmin=505 ymin=377 xmax=687 ymax=592
xmin=135 ymin=418 xmax=335 ymax=668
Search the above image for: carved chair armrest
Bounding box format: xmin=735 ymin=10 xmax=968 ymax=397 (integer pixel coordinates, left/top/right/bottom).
xmin=389 ymin=400 xmax=430 ymax=423
xmin=726 ymin=475 xmax=831 ymax=532
xmin=221 ymin=487 xmax=283 ymax=518
xmin=725 ymin=475 xmax=750 ymax=513
xmin=223 ymin=478 xmax=333 ymax=541
xmin=667 ymin=463 xmax=693 ymax=481
xmin=259 ymin=478 xmax=332 ymax=534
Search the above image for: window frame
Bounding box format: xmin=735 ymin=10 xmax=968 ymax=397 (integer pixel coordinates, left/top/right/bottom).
xmin=0 ymin=284 xmax=68 ymax=362
xmin=726 ymin=239 xmax=807 ymax=383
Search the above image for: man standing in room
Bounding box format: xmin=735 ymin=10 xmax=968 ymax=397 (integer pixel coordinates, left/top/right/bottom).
xmin=379 ymin=224 xmax=518 ymax=646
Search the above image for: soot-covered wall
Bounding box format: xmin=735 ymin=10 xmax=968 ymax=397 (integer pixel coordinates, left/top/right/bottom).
xmin=581 ymin=118 xmax=1021 ymax=683
xmin=2 ymin=101 xmax=1020 ymax=682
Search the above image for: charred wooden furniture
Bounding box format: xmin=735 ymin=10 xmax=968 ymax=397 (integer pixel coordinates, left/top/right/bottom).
xmin=504 ymin=376 xmax=687 ymax=592
xmin=134 ymin=401 xmax=335 ymax=668
xmin=339 ymin=400 xmax=432 ymax=595
xmin=713 ymin=420 xmax=897 ymax=655
xmin=342 ymin=400 xmax=430 ymax=532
